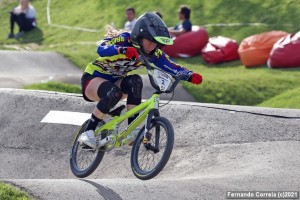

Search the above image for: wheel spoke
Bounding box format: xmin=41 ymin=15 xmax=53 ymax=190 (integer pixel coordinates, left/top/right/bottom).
xmin=75 ymin=145 xmax=98 ymax=170
xmin=131 ymin=117 xmax=174 ymax=180
xmin=136 ymin=123 xmax=167 ymax=172
xmin=70 ymin=120 xmax=106 ymax=178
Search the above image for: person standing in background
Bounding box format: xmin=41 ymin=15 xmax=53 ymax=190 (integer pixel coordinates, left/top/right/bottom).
xmin=7 ymin=0 xmax=37 ymax=39
xmin=124 ymin=7 xmax=137 ymax=32
xmin=168 ymin=5 xmax=192 ymax=38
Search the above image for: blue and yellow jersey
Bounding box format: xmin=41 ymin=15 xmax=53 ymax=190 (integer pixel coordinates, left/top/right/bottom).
xmin=84 ymin=32 xmax=192 ymax=81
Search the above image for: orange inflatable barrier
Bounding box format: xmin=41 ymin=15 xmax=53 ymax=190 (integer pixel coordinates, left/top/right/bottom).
xmin=161 ymin=26 xmax=208 ymax=58
xmin=238 ymin=31 xmax=289 ymax=67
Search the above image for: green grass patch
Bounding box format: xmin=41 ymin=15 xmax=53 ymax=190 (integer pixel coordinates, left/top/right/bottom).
xmin=0 ymin=181 xmax=34 ymax=200
xmin=24 ymin=82 xmax=81 ymax=94
xmin=179 ymin=56 xmax=300 ymax=106
xmin=258 ymin=87 xmax=300 ymax=109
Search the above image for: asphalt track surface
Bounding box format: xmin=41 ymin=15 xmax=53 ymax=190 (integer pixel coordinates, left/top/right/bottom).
xmin=1 ymin=89 xmax=299 ymax=199
xmin=1 ymin=51 xmax=300 ymax=199
xmin=0 ymin=50 xmax=195 ymax=102
xmin=0 ymin=50 xmax=83 ymax=87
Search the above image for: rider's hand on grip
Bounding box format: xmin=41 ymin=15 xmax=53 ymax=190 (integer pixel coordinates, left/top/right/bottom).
xmin=119 ymin=47 xmax=139 ymax=59
xmin=188 ymin=73 xmax=203 ymax=85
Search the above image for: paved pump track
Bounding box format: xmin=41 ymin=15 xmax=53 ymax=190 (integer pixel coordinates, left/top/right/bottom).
xmin=0 ymin=50 xmax=299 ymax=199
xmin=0 ymin=89 xmax=299 ymax=200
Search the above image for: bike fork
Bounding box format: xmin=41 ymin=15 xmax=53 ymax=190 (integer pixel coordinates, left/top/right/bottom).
xmin=143 ymin=109 xmax=160 ymax=144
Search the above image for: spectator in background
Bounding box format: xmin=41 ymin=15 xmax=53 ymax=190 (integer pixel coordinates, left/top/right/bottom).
xmin=124 ymin=7 xmax=137 ymax=32
xmin=7 ymin=0 xmax=37 ymax=39
xmin=168 ymin=5 xmax=192 ymax=38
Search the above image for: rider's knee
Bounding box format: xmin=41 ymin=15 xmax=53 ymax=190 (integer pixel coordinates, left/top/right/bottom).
xmin=97 ymin=81 xmax=122 ymax=114
xmin=120 ymin=74 xmax=143 ymax=105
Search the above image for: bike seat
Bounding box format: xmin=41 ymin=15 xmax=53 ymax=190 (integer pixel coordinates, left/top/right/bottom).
xmin=108 ymin=105 xmax=126 ymax=117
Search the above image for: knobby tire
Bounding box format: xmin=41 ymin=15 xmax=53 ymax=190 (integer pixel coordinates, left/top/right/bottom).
xmin=70 ymin=120 xmax=105 ymax=178
xmin=130 ymin=117 xmax=174 ymax=180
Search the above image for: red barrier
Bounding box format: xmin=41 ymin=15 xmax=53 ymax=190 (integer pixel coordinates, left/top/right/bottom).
xmin=201 ymin=36 xmax=239 ymax=64
xmin=162 ymin=26 xmax=209 ymax=58
xmin=268 ymin=32 xmax=300 ymax=68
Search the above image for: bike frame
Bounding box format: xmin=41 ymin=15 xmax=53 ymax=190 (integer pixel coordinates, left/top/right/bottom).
xmin=94 ymin=93 xmax=160 ymax=147
xmin=71 ymin=53 xmax=188 ymax=179
xmin=82 ymin=54 xmax=184 ymax=149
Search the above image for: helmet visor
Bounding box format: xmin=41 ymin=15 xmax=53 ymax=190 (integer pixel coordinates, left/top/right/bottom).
xmin=154 ymin=36 xmax=173 ymax=45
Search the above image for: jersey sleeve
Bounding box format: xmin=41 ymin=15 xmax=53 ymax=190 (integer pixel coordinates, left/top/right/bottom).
xmin=182 ymin=20 xmax=192 ymax=32
xmin=150 ymin=49 xmax=192 ymax=81
xmin=96 ymin=32 xmax=131 ymax=57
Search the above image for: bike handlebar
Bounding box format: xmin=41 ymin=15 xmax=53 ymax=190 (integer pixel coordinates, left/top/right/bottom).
xmin=138 ymin=54 xmax=189 ymax=94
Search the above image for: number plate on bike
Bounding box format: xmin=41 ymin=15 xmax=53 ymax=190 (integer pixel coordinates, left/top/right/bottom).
xmin=153 ymin=69 xmax=172 ymax=91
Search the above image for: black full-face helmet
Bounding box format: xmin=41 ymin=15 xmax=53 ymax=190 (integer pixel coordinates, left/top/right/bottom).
xmin=131 ymin=12 xmax=173 ymax=54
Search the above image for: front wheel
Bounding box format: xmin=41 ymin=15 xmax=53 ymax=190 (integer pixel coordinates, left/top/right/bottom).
xmin=70 ymin=120 xmax=105 ymax=178
xmin=131 ymin=117 xmax=174 ymax=180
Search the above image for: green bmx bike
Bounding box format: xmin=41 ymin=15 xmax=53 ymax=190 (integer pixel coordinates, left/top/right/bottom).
xmin=70 ymin=55 xmax=188 ymax=180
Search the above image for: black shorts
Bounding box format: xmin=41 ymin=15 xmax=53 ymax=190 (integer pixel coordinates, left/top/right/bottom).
xmin=81 ymin=72 xmax=123 ymax=102
xmin=81 ymin=73 xmax=96 ymax=102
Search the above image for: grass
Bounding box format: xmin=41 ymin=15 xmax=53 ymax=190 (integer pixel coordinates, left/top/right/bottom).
xmin=24 ymin=82 xmax=81 ymax=94
xmin=0 ymin=0 xmax=300 ymax=109
xmin=0 ymin=181 xmax=34 ymax=200
xmin=0 ymin=1 xmax=299 ymax=197
xmin=258 ymin=87 xmax=300 ymax=109
xmin=180 ymin=57 xmax=300 ymax=108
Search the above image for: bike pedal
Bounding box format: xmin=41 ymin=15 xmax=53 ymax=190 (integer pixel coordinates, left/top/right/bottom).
xmin=81 ymin=144 xmax=95 ymax=150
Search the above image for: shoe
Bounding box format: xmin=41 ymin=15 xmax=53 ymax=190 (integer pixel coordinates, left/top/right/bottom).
xmin=6 ymin=33 xmax=14 ymax=39
xmin=14 ymin=31 xmax=24 ymax=38
xmin=78 ymin=130 xmax=96 ymax=149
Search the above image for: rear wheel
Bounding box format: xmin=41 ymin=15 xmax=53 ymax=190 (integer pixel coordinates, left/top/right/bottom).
xmin=70 ymin=120 xmax=105 ymax=178
xmin=131 ymin=117 xmax=174 ymax=180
